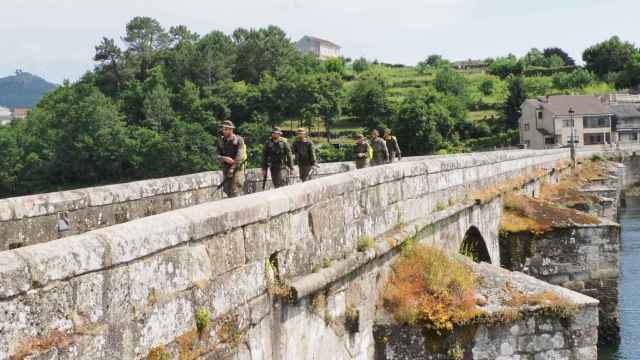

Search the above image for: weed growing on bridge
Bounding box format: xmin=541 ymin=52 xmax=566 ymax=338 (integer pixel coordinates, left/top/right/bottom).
xmin=447 ymin=344 xmax=465 ymax=360
xmin=11 ymin=329 xmax=71 ymax=360
xmin=265 ymin=259 xmax=292 ymax=300
xmin=147 ymin=346 xmax=171 ymax=360
xmin=195 ymin=308 xmax=210 ymax=334
xmin=503 ymin=290 xmax=578 ymax=320
xmin=435 ymin=201 xmax=447 ymax=212
xmin=500 ymin=193 xmax=600 ymax=235
xmin=382 ymin=244 xmax=481 ymax=334
xmin=539 ymin=158 xmax=609 ymax=209
xmin=357 ymin=236 xmax=375 ymax=252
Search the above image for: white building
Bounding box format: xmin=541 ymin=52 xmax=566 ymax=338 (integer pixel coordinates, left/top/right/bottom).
xmin=519 ymin=95 xmax=613 ymax=149
xmin=0 ymin=107 xmax=11 ymax=126
xmin=295 ymin=36 xmax=341 ymax=60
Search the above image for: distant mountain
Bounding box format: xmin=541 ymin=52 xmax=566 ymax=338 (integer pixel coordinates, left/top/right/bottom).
xmin=0 ymin=70 xmax=58 ymax=109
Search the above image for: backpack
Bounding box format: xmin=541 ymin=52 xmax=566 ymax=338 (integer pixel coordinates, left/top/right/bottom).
xmin=241 ymin=142 xmax=248 ymax=163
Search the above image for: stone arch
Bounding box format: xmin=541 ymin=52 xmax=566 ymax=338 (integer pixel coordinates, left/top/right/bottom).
xmin=459 ymin=226 xmax=492 ymax=263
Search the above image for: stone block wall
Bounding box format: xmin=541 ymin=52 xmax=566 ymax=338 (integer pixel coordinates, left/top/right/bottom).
xmin=0 ymin=149 xmax=571 ymax=359
xmin=500 ymin=224 xmax=620 ymax=344
xmin=374 ymin=302 xmax=598 ymax=360
xmin=374 ymin=261 xmax=599 ymax=360
xmin=0 ymin=161 xmax=354 ymax=250
xmin=499 ymin=161 xmax=625 ymax=344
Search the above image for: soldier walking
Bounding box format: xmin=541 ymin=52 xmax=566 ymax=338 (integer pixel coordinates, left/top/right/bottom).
xmin=217 ymin=120 xmax=246 ymax=198
xmin=370 ymin=129 xmax=389 ymax=166
xmin=354 ymin=134 xmax=371 ymax=169
xmin=384 ymin=128 xmax=402 ymax=162
xmin=292 ymin=128 xmax=317 ymax=182
xmin=262 ymin=127 xmax=294 ymax=189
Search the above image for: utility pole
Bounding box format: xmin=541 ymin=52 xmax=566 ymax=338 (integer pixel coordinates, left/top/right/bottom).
xmin=569 ymin=107 xmax=576 ymax=167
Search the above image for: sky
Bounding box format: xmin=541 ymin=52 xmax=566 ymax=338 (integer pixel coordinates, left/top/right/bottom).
xmin=1 ymin=0 xmax=638 ymax=84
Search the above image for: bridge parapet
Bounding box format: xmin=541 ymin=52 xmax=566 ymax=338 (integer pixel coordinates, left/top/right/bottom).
xmin=0 ymin=148 xmax=570 ymax=359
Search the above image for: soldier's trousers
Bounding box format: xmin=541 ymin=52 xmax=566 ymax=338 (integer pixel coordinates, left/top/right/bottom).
xmin=222 ymin=170 xmax=245 ymax=198
xmin=271 ymin=167 xmax=289 ymax=188
xmin=298 ymin=165 xmax=313 ymax=182
xmin=355 ymin=159 xmax=368 ymax=169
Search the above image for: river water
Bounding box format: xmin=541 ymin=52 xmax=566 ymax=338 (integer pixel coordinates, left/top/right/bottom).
xmin=599 ymin=196 xmax=640 ymax=359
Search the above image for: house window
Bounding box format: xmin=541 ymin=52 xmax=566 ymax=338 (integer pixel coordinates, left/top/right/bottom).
xmin=584 ymin=134 xmax=605 ymax=145
xmin=562 ymin=119 xmax=574 ymax=128
xmin=537 ymin=111 xmax=543 ymax=120
xmin=584 ymin=116 xmax=610 ymax=128
xmin=544 ymin=137 xmax=555 ymax=145
xmin=524 ymin=123 xmax=530 ymax=131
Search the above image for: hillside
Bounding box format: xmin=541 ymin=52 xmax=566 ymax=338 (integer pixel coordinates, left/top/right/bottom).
xmin=0 ymin=71 xmax=57 ymax=108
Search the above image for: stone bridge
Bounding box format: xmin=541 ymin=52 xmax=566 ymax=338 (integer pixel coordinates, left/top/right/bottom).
xmin=0 ymin=148 xmax=607 ymax=359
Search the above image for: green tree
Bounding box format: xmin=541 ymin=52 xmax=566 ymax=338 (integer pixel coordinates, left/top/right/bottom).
xmin=487 ymin=55 xmax=524 ymax=78
xmin=323 ymin=58 xmax=346 ymax=77
xmin=523 ymin=77 xmax=552 ymax=97
xmin=615 ymin=55 xmax=640 ymax=90
xmin=0 ymin=126 xmax=23 ymax=197
xmin=195 ymin=31 xmax=236 ymax=88
xmin=583 ymin=36 xmax=637 ymax=79
xmin=434 ymin=67 xmax=468 ymax=99
xmin=394 ymin=90 xmax=450 ymax=155
xmin=352 ymin=57 xmax=369 ymax=73
xmin=315 ymin=73 xmax=344 ymax=142
xmin=233 ymin=26 xmax=298 ymax=84
xmin=523 ymin=48 xmax=547 ymax=67
xmin=503 ymin=76 xmax=527 ymax=130
xmin=480 ymin=79 xmax=494 ymax=96
xmin=93 ymin=37 xmax=125 ymax=96
xmin=543 ymin=47 xmax=575 ymax=66
xmin=25 ymin=82 xmax=131 ymax=189
xmin=349 ymin=71 xmax=392 ymax=130
xmin=553 ymin=69 xmax=595 ymax=90
xmin=123 ymin=17 xmax=169 ymax=78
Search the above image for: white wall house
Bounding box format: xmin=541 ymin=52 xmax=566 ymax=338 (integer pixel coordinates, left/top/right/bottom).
xmin=295 ymin=36 xmax=341 ymax=60
xmin=519 ymin=95 xmax=613 ymax=149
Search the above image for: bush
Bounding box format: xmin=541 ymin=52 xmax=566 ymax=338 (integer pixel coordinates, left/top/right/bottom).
xmin=480 ymin=79 xmax=494 ymax=96
xmin=352 ymin=57 xmax=369 ymax=73
xmin=317 ymin=144 xmax=354 ymax=162
xmin=195 ymin=308 xmax=210 ymax=333
xmin=357 ymin=236 xmax=375 ymax=252
xmin=523 ymin=65 xmax=576 ymax=77
xmin=552 ymin=69 xmax=595 ymax=90
xmin=383 ymin=245 xmax=481 ymax=332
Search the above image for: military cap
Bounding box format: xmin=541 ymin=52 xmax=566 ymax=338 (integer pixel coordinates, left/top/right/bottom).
xmin=296 ymin=128 xmax=306 ymax=134
xmin=384 ymin=128 xmax=392 ymax=134
xmin=221 ymin=120 xmax=235 ymax=129
xmin=272 ymin=127 xmax=283 ymax=134
xmin=355 ymin=133 xmax=364 ymax=140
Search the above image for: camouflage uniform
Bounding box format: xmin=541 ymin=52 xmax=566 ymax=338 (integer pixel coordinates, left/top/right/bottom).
xmin=370 ymin=137 xmax=390 ymax=166
xmin=262 ymin=138 xmax=294 ymax=188
xmin=292 ymin=139 xmax=317 ymax=182
xmin=385 ymin=135 xmax=402 ymax=162
xmin=355 ymin=141 xmax=370 ymax=169
xmin=217 ymin=134 xmax=245 ymax=198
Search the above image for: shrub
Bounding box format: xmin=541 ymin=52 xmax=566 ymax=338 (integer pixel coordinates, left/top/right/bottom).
xmin=195 ymin=308 xmax=210 ymax=333
xmin=382 ymin=245 xmax=481 ymax=333
xmin=357 ymin=236 xmax=375 ymax=252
